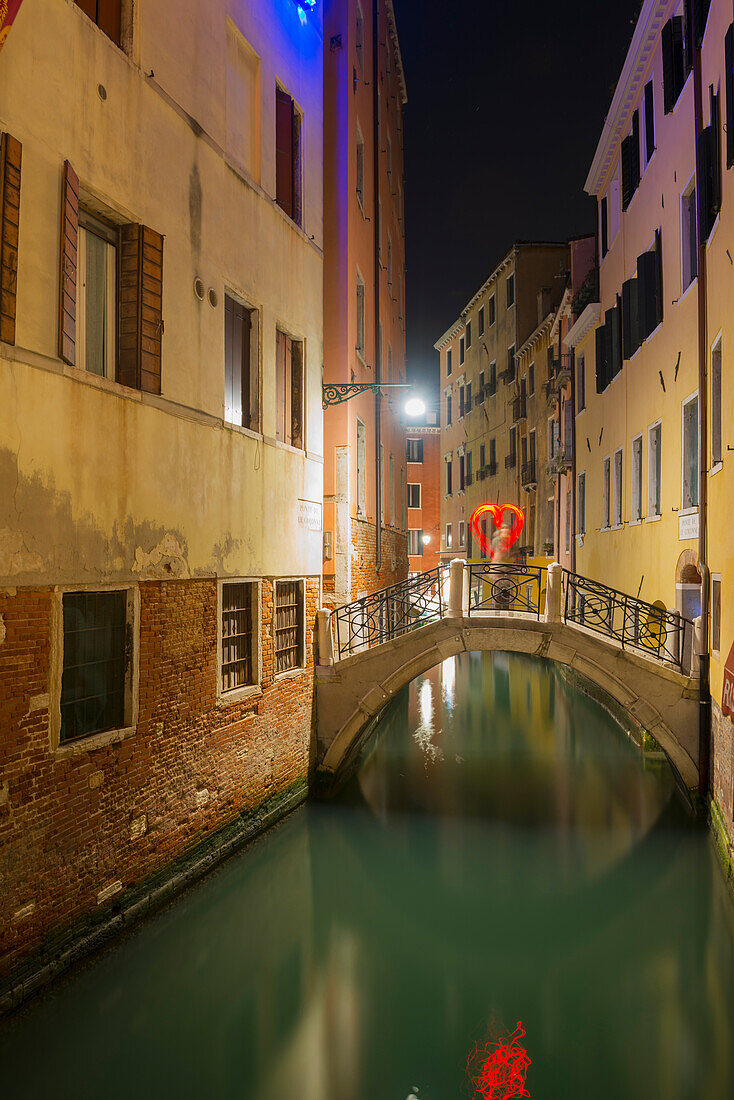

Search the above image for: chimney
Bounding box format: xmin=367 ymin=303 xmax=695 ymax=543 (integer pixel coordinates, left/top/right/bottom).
xmin=537 ymin=287 xmax=552 ymax=324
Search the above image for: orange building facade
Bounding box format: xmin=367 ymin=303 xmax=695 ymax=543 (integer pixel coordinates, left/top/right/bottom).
xmin=322 ymin=0 xmax=408 ymax=606
xmin=406 ymin=410 xmax=441 ymax=575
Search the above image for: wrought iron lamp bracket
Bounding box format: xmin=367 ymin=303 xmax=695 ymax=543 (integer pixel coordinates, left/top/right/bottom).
xmin=322 ymin=383 xmax=411 ymax=408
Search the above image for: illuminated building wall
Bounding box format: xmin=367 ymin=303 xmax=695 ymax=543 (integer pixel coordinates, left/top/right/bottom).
xmin=322 ymin=0 xmax=408 ymax=606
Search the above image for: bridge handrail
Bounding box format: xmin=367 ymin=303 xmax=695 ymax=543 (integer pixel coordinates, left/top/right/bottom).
xmin=330 ymin=564 xmax=449 ymax=660
xmin=560 ymin=569 xmax=693 ymax=672
xmin=468 ymin=562 xmax=546 ymax=618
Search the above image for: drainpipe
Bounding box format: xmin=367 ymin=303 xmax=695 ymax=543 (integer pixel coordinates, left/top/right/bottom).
xmin=373 ymin=0 xmax=383 ymax=576
xmin=691 ymin=0 xmax=711 ymax=800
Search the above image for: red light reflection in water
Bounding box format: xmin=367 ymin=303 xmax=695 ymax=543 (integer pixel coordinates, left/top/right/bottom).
xmin=467 ymin=1020 xmax=531 ymax=1099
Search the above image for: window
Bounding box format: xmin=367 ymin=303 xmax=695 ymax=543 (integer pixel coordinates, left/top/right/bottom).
xmin=681 ymin=175 xmax=697 ymax=291
xmin=459 ymin=336 xmax=465 ymax=365
xmin=478 ymin=306 xmax=485 ymax=336
xmin=356 ymin=127 xmax=365 ymax=207
xmin=711 ymin=338 xmax=722 ymax=466
xmin=643 ymin=78 xmax=655 ymax=165
xmin=446 ymin=348 xmax=453 ymax=376
xmin=528 ymin=362 xmax=535 ymax=396
xmin=727 ymin=25 xmax=734 ymax=168
xmin=407 ymin=483 xmax=421 ymax=508
xmin=682 ymin=394 xmax=699 ymax=509
xmin=275 ymin=329 xmax=303 ymax=448
xmin=275 ymin=86 xmax=302 ymax=227
xmin=60 ymin=589 xmax=131 ymax=743
xmin=506 ymin=274 xmax=515 ymax=307
xmin=389 ymin=454 xmax=395 ymax=526
xmin=357 ymin=418 xmax=367 ymax=515
xmin=607 ymin=170 xmax=621 ymax=246
xmin=488 ymin=294 xmax=496 ymax=326
xmin=446 ymin=393 xmax=452 ymax=426
xmin=408 ymin=529 xmax=423 ymax=555
xmin=602 ymin=457 xmax=611 ymax=529
xmin=387 ymin=233 xmax=393 ymax=291
xmin=224 ymin=294 xmax=258 ymax=430
xmin=446 ymin=524 xmax=453 ymax=550
xmin=576 ymin=353 xmax=585 ymax=412
xmin=274 ymin=580 xmax=304 ymax=674
xmin=577 ymin=472 xmax=586 ymax=535
xmin=508 ymin=426 xmax=517 ymax=467
xmin=386 ymin=133 xmax=392 ymax=185
xmin=77 ymin=210 xmax=117 ymax=378
xmin=648 ymin=422 xmax=662 ymax=517
xmin=489 ymin=360 xmax=497 ymax=394
xmin=600 ymin=195 xmax=609 ymax=258
xmin=613 ymin=447 xmax=623 ymax=526
xmin=621 ymin=110 xmax=640 ymax=210
xmin=466 ymin=449 xmax=473 ymax=484
xmin=465 ymin=381 xmax=472 ymax=410
xmin=459 ymin=453 xmax=465 ymax=491
xmin=459 ymin=521 xmax=466 ymax=547
xmin=631 ymin=436 xmax=643 ymax=521
xmin=565 ymin=489 xmax=572 ymax=548
xmin=712 ymin=574 xmax=721 ymax=655
xmin=662 ymin=15 xmax=688 ymax=114
xmin=446 ymin=458 xmax=453 ymax=495
xmin=406 ymin=437 xmax=423 ymax=463
xmin=74 ymin=0 xmax=121 ymax=45
xmin=459 ymin=385 xmax=465 ymax=419
xmin=226 ymin=23 xmax=261 ymax=183
xmin=506 ymin=344 xmax=515 ymax=381
xmin=489 ymin=437 xmax=496 ymax=470
xmin=220 ymin=581 xmax=257 ymax=693
xmin=356 ymin=272 xmax=365 ymax=355
xmin=355 ymin=1 xmax=364 ymax=69
xmin=466 ymin=320 xmax=472 ymax=349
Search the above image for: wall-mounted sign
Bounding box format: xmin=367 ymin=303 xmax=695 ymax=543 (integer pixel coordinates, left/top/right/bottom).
xmin=722 ymin=640 xmax=734 ymax=718
xmin=297 ymin=499 xmax=322 ymax=531
xmin=678 ymin=511 xmax=699 ymax=540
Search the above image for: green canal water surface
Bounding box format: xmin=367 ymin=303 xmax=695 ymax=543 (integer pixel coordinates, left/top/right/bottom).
xmin=2 ymin=652 xmax=734 ymax=1099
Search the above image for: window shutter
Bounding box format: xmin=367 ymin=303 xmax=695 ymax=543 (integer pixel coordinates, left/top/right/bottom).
xmin=637 ymin=233 xmax=663 ymax=340
xmin=693 ymin=0 xmax=711 ymax=47
xmin=595 ymin=326 xmax=607 ymax=393
xmin=621 ymin=135 xmax=633 ymax=210
xmin=118 ymin=223 xmax=163 ymax=393
xmin=709 ymin=87 xmax=721 ymax=224
xmin=609 ymin=299 xmax=622 ymax=378
xmin=726 ymin=26 xmax=734 ymax=168
xmin=97 ymin=0 xmax=122 ymax=46
xmin=0 ymin=132 xmax=22 ymax=347
xmin=631 ymin=110 xmax=640 ymax=190
xmin=275 ymin=87 xmax=294 ymax=220
xmin=662 ymin=18 xmax=685 ymax=114
xmin=58 ymin=159 xmax=78 ymax=365
xmin=600 ymin=196 xmax=608 ymax=256
xmin=621 ymin=277 xmax=640 ymax=360
xmin=644 ymin=80 xmax=655 ymax=161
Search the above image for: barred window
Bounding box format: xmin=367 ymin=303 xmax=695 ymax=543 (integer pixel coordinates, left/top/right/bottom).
xmin=274 ymin=580 xmax=305 ymax=674
xmin=60 ymin=590 xmax=128 ymax=743
xmin=221 ymin=582 xmax=256 ymax=692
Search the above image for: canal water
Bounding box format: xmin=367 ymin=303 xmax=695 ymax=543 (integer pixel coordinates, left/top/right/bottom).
xmin=2 ymin=652 xmax=734 ymax=1099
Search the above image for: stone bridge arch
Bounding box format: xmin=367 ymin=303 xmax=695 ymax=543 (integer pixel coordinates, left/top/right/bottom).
xmin=314 ymin=615 xmax=700 ymax=794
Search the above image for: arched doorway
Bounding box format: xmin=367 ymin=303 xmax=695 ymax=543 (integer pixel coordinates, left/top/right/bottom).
xmin=676 ymin=550 xmax=701 ymax=672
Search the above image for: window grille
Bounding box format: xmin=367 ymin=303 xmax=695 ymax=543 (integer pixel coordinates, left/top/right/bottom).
xmin=60 ymin=591 xmax=126 ymax=742
xmin=221 ymin=582 xmax=255 ymax=691
xmin=274 ymin=580 xmax=304 ymax=673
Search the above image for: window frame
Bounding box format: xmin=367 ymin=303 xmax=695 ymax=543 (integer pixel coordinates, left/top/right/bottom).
xmin=275 ymin=326 xmax=305 ymax=450
xmin=356 ymin=124 xmax=365 ymax=210
xmin=712 ymin=573 xmax=722 ymax=657
xmin=356 ymin=269 xmax=366 ymax=357
xmin=680 ymin=171 xmax=698 ymax=295
xmin=710 ymin=332 xmax=722 ymax=469
xmin=488 ymin=294 xmax=496 ymax=327
xmin=51 ymin=584 xmax=140 ymax=755
xmin=445 ymin=523 xmax=453 ymax=550
xmin=576 ymin=352 xmax=585 ymax=413
xmin=273 ymin=578 xmax=306 ymax=678
xmin=681 ymin=390 xmax=699 ymax=511
xmin=613 ymin=446 xmax=623 ymax=527
xmin=506 ymin=273 xmax=515 ymax=307
xmin=602 ymin=456 xmax=611 ymax=529
xmin=631 ymin=434 xmax=643 ymax=523
xmin=224 ymin=290 xmax=260 ymax=433
xmin=647 ymin=419 xmax=662 ymax=519
xmin=77 ymin=208 xmax=118 ymax=381
xmin=407 ymin=482 xmax=421 ymax=509
xmin=217 ymin=578 xmax=262 ymax=703
xmin=577 ymin=471 xmax=586 ymax=536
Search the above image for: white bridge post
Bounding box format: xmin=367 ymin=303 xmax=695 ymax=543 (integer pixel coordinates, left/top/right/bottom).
xmin=545 ymin=562 xmax=562 ymax=624
xmin=448 ymin=558 xmax=465 ymax=618
xmin=317 ymin=608 xmax=334 ymax=665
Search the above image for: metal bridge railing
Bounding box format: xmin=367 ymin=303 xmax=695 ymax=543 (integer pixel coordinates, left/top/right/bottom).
xmin=468 ymin=563 xmax=545 ymax=619
xmin=561 ymin=569 xmax=691 ymax=672
xmin=331 ymin=565 xmax=448 ymax=660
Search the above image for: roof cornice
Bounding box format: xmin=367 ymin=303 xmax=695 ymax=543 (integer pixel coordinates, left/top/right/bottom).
xmin=585 ymin=0 xmax=670 ymax=197
xmin=564 ymin=303 xmax=602 ymax=349
xmin=434 ymin=318 xmax=464 ymax=350
xmin=385 ymin=0 xmax=408 ymax=105
xmin=516 ymin=311 xmax=555 ymax=360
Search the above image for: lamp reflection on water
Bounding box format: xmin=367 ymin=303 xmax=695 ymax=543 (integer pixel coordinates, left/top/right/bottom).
xmin=441 ymin=655 xmax=456 ymax=711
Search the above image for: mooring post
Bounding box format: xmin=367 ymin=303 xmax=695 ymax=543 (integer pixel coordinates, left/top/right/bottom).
xmin=448 ymin=558 xmax=465 ymax=618
xmin=317 ymin=608 xmax=334 ymax=665
xmin=545 ymin=562 xmax=562 ymax=624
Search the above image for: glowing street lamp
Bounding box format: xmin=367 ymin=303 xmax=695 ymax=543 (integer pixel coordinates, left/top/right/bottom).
xmin=404 ymin=396 xmax=426 ymax=417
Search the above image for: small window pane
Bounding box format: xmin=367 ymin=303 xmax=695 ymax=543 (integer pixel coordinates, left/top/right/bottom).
xmin=61 ymin=591 xmax=126 ymax=743
xmin=274 ymin=580 xmax=304 ymax=674
xmin=221 ymin=582 xmax=256 ymax=691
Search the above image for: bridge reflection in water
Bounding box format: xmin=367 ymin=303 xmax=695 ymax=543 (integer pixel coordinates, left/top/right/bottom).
xmin=1 ymin=653 xmax=734 ymax=1100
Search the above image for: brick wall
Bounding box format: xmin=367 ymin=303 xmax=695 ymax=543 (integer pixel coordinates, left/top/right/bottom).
xmin=712 ymin=699 xmax=734 ymax=848
xmin=0 ymin=576 xmax=319 ymax=979
xmin=350 ymin=519 xmax=408 ymax=600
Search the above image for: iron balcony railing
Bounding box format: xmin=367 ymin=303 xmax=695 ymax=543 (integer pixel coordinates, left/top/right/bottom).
xmin=505 ymin=452 xmax=517 ymax=469
xmin=331 ymin=565 xmax=448 ymax=660
xmin=551 ymin=353 xmax=572 ymax=381
xmin=468 ymin=563 xmax=545 ymax=618
xmin=543 ymin=377 xmax=558 ymax=404
xmin=561 ymin=570 xmax=692 ymax=672
xmin=521 ymin=459 xmax=537 ymax=487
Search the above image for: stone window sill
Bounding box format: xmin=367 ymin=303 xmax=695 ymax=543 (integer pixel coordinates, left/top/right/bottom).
xmin=55 ymin=725 xmax=136 ymax=758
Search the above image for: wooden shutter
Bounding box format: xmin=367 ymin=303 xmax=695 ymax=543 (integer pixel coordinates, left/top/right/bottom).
xmin=275 ymin=88 xmax=294 ymax=220
xmin=621 ymin=135 xmax=633 ymax=210
xmin=662 ymin=18 xmax=685 ymax=114
xmin=600 ymin=196 xmax=608 ymax=256
xmin=644 ymin=81 xmax=655 ymax=161
xmin=0 ymin=133 xmax=22 ymax=346
xmin=58 ymin=160 xmax=78 ymax=364
xmin=609 ymin=299 xmax=622 ymax=379
xmin=694 ymin=0 xmax=711 ymax=46
xmin=621 ymin=277 xmax=640 ymax=361
xmin=630 ymin=110 xmax=640 ymax=191
xmin=638 ymin=236 xmax=663 ymax=340
xmin=726 ymin=26 xmax=734 ymax=169
xmin=118 ymin=223 xmax=163 ymax=393
xmin=97 ymin=0 xmax=122 ymax=46
xmin=595 ymin=326 xmax=607 ymax=393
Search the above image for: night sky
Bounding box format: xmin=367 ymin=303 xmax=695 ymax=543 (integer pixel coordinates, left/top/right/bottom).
xmin=396 ymin=0 xmax=643 ymax=398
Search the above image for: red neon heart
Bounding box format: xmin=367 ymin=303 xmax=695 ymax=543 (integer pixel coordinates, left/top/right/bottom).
xmin=469 ymin=503 xmax=525 ymax=559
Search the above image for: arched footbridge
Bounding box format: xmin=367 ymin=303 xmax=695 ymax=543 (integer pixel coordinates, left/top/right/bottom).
xmin=315 ymin=561 xmax=701 ymax=792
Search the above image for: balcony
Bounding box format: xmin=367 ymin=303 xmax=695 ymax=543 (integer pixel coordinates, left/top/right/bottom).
xmin=548 ymin=444 xmax=573 ymax=475
xmin=500 ymin=363 xmax=516 ymax=385
xmin=551 ymin=353 xmax=572 ymax=383
xmin=486 ymin=460 xmax=497 ymax=477
xmin=521 ymin=460 xmax=537 ymax=488
xmin=505 ymin=453 xmax=517 ymax=469
xmin=543 ymin=377 xmax=558 ymax=406
xmin=465 ymin=471 xmax=473 ymax=486
xmin=512 ymin=394 xmax=527 ymax=424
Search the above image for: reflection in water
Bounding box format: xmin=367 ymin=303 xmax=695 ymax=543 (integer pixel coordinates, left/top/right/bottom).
xmin=1 ymin=652 xmax=734 ymax=1100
